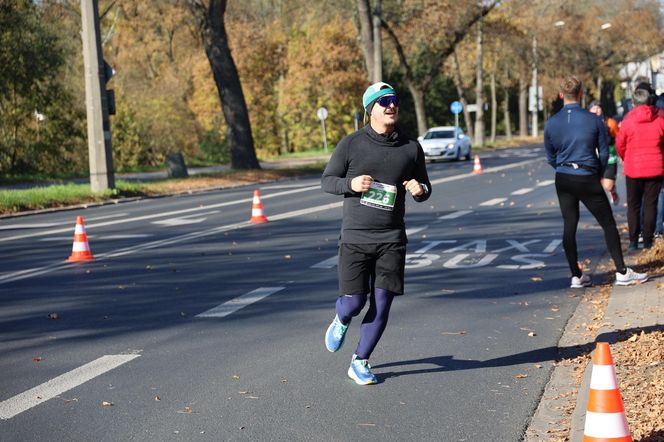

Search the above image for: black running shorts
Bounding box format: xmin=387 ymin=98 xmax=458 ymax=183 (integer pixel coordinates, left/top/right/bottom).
xmin=338 ymin=243 xmax=406 ymax=296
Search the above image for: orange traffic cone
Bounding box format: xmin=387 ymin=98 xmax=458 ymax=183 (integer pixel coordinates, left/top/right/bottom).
xmin=67 ymin=216 xmax=94 ymax=262
xmin=249 ymin=189 xmax=268 ymax=224
xmin=582 ymin=342 xmax=632 ymax=442
xmin=473 ymin=154 xmax=483 ymax=174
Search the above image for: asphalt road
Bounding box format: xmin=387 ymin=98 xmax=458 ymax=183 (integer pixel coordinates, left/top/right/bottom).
xmin=0 ymin=144 xmax=615 ymax=441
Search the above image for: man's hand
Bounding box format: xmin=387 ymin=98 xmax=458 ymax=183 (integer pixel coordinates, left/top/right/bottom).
xmin=600 ymin=178 xmax=615 ymax=192
xmin=403 ymin=179 xmax=424 ymax=197
xmin=351 ymin=175 xmax=373 ymax=192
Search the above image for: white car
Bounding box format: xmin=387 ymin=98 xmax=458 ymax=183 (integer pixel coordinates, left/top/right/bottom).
xmin=418 ymin=126 xmax=472 ymax=162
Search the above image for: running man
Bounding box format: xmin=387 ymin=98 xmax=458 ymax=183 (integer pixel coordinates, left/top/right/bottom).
xmin=321 ymin=82 xmax=431 ymax=385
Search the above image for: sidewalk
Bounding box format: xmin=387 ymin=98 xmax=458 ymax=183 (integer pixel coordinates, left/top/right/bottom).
xmin=527 ymin=243 xmax=664 ymax=441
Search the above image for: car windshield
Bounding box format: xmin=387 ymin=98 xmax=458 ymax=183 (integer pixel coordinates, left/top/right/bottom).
xmin=424 ymin=130 xmax=455 ymax=140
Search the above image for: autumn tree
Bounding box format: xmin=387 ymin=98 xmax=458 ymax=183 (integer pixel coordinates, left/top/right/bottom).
xmin=188 ymin=0 xmax=260 ymax=169
xmin=0 ymin=1 xmax=86 ymax=175
xmin=367 ymin=0 xmax=498 ymax=135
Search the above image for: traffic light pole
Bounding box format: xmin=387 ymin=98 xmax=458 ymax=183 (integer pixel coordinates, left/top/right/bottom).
xmin=81 ymin=0 xmax=114 ymax=192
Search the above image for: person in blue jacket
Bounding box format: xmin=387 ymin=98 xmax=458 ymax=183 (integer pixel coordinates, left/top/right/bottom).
xmin=544 ymin=75 xmax=647 ymax=288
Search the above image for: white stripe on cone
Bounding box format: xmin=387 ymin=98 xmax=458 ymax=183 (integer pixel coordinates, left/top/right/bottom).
xmin=589 ymin=364 xmax=619 ymax=390
xmin=74 ymin=224 xmax=86 ymax=234
xmin=252 ymin=208 xmax=263 ymax=216
xmin=584 ymin=411 xmax=630 ymax=438
xmin=72 ymin=242 xmax=90 ymax=252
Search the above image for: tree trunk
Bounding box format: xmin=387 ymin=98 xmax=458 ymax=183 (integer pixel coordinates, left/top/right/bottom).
xmin=372 ymin=0 xmax=382 ymax=82
xmin=277 ymin=72 xmax=289 ymax=155
xmin=188 ymin=0 xmax=260 ymax=169
xmin=490 ymin=71 xmax=496 ymax=143
xmin=452 ymin=50 xmax=473 ymax=141
xmin=408 ymin=81 xmax=427 ymax=136
xmin=519 ymin=75 xmax=528 ymax=137
xmin=503 ymin=85 xmax=512 ymax=140
xmin=356 ymin=0 xmax=374 ymax=82
xmin=474 ymin=15 xmax=485 ymax=147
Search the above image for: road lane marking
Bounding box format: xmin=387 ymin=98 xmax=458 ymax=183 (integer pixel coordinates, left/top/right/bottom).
xmin=311 ymin=256 xmax=337 ymax=269
xmin=0 ymin=214 xmax=129 ymax=231
xmin=39 ymin=234 xmax=154 ymax=241
xmin=152 ymin=210 xmax=220 ymax=226
xmin=196 ymin=287 xmax=285 ymax=318
xmin=1 ymin=158 xmax=546 ymax=283
xmin=84 ymin=213 xmax=129 ymax=221
xmin=0 ymin=354 xmax=140 ymax=420
xmin=479 ymin=198 xmax=507 ymax=206
xmin=511 ymin=188 xmax=534 ymax=195
xmin=536 ymin=180 xmax=555 ymax=187
xmin=0 ymin=203 xmax=342 ymax=285
xmin=438 ymin=210 xmax=473 ymax=220
xmin=0 ymin=186 xmax=320 ymax=244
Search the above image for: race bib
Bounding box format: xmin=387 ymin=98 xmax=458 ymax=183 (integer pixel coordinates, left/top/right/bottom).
xmin=360 ymin=181 xmax=397 ymax=211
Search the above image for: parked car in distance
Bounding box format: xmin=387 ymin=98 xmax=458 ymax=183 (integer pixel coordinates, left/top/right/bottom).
xmin=417 ymin=126 xmax=471 ymax=162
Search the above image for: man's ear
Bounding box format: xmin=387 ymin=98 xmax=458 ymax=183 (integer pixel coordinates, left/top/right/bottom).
xmin=559 ymin=92 xmax=564 ymax=100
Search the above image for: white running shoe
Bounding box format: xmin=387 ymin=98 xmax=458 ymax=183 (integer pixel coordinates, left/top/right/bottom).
xmin=615 ymin=268 xmax=649 ymax=286
xmin=570 ymin=274 xmax=592 ymax=288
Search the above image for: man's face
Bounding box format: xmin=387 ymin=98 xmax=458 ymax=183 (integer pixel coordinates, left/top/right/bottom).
xmin=370 ymin=94 xmax=399 ymax=127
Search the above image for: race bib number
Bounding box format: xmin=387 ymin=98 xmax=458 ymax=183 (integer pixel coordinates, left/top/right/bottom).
xmin=360 ymin=181 xmax=396 ymax=211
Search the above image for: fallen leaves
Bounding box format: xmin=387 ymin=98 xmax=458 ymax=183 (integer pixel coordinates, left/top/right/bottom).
xmin=32 ymin=357 xmax=43 ymax=363
xmin=102 ymin=401 xmax=113 ymax=407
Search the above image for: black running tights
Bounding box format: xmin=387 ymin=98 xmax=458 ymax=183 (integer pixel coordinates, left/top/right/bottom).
xmin=555 ymin=173 xmax=626 ymax=277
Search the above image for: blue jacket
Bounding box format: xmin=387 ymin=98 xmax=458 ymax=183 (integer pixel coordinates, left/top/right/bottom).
xmin=544 ymin=103 xmax=608 ymax=176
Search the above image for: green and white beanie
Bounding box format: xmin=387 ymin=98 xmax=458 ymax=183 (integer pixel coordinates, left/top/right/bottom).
xmin=362 ymin=82 xmax=397 ymax=117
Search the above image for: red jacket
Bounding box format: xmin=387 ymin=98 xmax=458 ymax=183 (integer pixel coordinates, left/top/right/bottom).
xmin=616 ymin=105 xmax=664 ymax=178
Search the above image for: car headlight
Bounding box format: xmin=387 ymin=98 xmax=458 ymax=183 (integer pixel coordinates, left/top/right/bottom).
xmin=447 ymin=143 xmax=455 ymax=149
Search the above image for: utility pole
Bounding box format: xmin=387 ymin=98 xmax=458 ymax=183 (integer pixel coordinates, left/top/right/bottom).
xmin=372 ymin=0 xmax=383 ymax=82
xmin=531 ymin=34 xmax=538 ymax=138
xmin=81 ymin=0 xmax=115 ymax=192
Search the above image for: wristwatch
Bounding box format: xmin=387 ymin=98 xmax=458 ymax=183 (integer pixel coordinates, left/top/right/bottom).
xmin=421 ymin=183 xmax=429 ymax=194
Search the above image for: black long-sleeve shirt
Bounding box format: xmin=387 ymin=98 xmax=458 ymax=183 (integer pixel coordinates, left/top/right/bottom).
xmin=544 ymin=103 xmax=608 ymax=176
xmin=321 ymin=124 xmax=431 ymax=244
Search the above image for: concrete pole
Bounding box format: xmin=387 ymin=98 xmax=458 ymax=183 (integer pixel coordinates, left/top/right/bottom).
xmin=531 ymin=35 xmax=539 ymax=138
xmin=372 ymin=0 xmax=383 ymax=83
xmin=81 ymin=0 xmax=114 ymax=192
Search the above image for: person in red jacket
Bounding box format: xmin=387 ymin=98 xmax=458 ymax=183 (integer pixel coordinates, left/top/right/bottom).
xmin=616 ymin=87 xmax=664 ymax=250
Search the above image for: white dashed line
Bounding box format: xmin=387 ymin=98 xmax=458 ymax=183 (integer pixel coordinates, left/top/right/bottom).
xmin=479 ymin=198 xmax=507 ymax=206
xmin=536 ymin=180 xmax=555 ymax=187
xmin=511 ymin=188 xmax=534 ymax=195
xmin=438 ymin=210 xmax=473 ymax=220
xmin=0 ymin=354 xmax=140 ymax=420
xmin=196 ymin=287 xmax=285 ymax=318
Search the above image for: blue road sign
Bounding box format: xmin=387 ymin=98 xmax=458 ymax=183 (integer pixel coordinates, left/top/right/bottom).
xmin=450 ymin=101 xmax=463 ymax=114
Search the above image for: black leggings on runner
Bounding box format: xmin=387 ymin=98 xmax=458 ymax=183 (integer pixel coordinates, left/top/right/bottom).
xmin=335 ymin=288 xmax=395 ymax=360
xmin=555 ymin=173 xmax=626 ymax=277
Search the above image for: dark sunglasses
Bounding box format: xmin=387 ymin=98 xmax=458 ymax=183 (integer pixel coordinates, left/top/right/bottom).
xmin=376 ymin=95 xmax=399 ymax=107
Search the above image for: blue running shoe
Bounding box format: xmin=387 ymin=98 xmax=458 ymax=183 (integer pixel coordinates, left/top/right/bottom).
xmin=325 ymin=315 xmax=349 ymax=352
xmin=347 ymin=354 xmax=377 ymax=385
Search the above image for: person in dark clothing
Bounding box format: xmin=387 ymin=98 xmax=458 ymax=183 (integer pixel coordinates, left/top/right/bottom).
xmin=321 ymin=81 xmax=431 ymax=385
xmin=544 ymin=75 xmax=647 ymax=288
